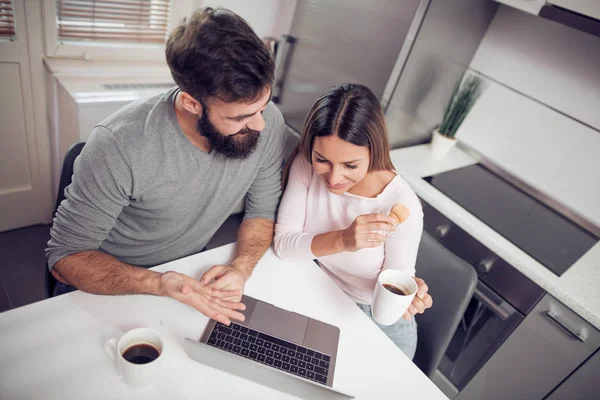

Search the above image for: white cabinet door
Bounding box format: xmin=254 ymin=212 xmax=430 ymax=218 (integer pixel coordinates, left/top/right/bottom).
xmin=0 ymin=0 xmax=47 ymax=232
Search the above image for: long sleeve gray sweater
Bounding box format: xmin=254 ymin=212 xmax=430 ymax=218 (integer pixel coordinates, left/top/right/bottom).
xmin=46 ymin=88 xmax=285 ymax=269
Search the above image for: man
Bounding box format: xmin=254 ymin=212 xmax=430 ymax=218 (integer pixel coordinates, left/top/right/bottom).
xmin=46 ymin=8 xmax=285 ymax=326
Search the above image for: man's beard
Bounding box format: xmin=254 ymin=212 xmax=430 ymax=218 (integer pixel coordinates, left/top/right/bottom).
xmin=197 ymin=111 xmax=261 ymax=160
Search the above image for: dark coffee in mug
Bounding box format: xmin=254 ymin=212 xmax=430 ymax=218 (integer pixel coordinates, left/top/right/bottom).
xmin=383 ymin=283 xmax=410 ymax=296
xmin=122 ymin=343 xmax=160 ymax=364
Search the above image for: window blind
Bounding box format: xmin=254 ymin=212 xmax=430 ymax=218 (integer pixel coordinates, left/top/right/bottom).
xmin=56 ymin=0 xmax=171 ymax=44
xmin=0 ymin=0 xmax=16 ymax=40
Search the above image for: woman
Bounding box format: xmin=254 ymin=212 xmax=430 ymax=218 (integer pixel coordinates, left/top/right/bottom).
xmin=274 ymin=83 xmax=432 ymax=359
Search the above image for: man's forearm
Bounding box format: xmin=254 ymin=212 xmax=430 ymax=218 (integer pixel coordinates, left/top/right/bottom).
xmin=231 ymin=218 xmax=274 ymax=277
xmin=51 ymin=250 xmax=165 ymax=296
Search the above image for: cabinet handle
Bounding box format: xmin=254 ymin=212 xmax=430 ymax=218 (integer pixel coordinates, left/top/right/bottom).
xmin=546 ymin=310 xmax=588 ymax=342
xmin=473 ymin=286 xmax=512 ymax=321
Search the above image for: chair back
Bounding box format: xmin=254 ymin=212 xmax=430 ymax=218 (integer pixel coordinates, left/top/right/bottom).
xmin=412 ymin=231 xmax=477 ymax=377
xmin=45 ymin=142 xmax=86 ymax=298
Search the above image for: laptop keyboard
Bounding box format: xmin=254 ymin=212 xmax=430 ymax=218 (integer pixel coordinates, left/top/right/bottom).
xmin=207 ymin=322 xmax=331 ymax=385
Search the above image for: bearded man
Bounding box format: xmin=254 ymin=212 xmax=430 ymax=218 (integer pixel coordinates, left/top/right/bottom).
xmin=46 ymin=7 xmax=285 ymax=325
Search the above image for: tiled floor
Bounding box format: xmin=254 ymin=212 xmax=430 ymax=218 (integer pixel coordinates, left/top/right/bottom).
xmin=0 ymin=214 xmax=243 ymax=313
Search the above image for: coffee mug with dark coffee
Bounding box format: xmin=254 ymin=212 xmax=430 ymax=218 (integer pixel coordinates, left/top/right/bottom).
xmin=372 ymin=269 xmax=418 ymax=325
xmin=383 ymin=283 xmax=410 ymax=296
xmin=122 ymin=343 xmax=161 ymax=364
xmin=104 ymin=328 xmax=165 ymax=388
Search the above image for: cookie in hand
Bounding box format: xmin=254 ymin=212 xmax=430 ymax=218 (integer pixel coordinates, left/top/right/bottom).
xmin=390 ymin=203 xmax=410 ymax=225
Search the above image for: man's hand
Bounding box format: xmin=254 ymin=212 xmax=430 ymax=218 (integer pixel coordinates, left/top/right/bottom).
xmin=402 ymin=277 xmax=433 ymax=321
xmin=200 ymin=264 xmax=250 ymax=302
xmin=160 ymin=271 xmax=246 ymax=325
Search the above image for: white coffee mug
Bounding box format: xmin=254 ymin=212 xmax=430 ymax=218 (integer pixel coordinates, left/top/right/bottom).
xmin=372 ymin=269 xmax=418 ymax=326
xmin=104 ymin=328 xmax=165 ymax=389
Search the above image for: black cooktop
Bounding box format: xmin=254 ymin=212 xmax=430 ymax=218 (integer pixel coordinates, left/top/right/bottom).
xmin=424 ymin=164 xmax=599 ymax=276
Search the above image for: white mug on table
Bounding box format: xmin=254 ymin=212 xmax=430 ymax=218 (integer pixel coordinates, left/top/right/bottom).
xmin=372 ymin=269 xmax=418 ymax=325
xmin=104 ymin=327 xmax=165 ymax=389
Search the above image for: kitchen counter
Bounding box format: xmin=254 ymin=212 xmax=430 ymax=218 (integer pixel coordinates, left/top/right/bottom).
xmin=390 ymin=144 xmax=600 ymax=330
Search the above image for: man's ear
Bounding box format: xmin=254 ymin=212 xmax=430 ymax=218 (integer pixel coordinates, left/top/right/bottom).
xmin=179 ymin=92 xmax=203 ymax=115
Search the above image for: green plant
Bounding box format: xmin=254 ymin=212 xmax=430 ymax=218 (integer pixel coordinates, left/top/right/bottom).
xmin=438 ymin=73 xmax=487 ymax=139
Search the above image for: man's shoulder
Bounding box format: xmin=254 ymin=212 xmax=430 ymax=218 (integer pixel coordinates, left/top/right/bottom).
xmin=94 ymin=89 xmax=177 ymax=145
xmin=254 ymin=102 xmax=285 ymax=156
xmin=262 ymin=102 xmax=285 ymax=140
xmin=264 ymin=101 xmax=284 ymax=121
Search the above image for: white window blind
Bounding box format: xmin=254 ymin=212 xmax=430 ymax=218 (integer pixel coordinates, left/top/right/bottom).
xmin=0 ymin=0 xmax=16 ymax=40
xmin=56 ymin=0 xmax=171 ymax=45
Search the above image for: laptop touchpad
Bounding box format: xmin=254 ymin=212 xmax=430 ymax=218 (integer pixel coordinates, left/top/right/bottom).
xmin=249 ymin=302 xmax=309 ymax=344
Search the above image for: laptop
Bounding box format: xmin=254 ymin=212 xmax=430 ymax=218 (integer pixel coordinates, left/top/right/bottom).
xmin=184 ymin=295 xmax=354 ymax=399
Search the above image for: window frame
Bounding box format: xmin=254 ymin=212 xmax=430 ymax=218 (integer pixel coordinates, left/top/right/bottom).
xmin=0 ymin=0 xmax=16 ymax=41
xmin=43 ymin=0 xmax=193 ymax=61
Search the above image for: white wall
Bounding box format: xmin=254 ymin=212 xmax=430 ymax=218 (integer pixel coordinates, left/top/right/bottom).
xmin=196 ymin=0 xmax=296 ymax=38
xmin=470 ymin=6 xmax=600 ymax=130
xmin=458 ymin=5 xmax=600 ymax=226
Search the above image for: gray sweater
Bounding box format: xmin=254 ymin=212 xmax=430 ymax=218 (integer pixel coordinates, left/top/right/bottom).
xmin=46 ymin=88 xmax=285 ymax=269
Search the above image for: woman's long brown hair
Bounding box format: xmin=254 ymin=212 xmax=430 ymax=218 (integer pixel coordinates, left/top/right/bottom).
xmin=282 ymin=83 xmax=394 ymax=189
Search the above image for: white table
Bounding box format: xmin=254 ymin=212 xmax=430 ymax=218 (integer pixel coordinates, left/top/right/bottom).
xmin=0 ymin=244 xmax=447 ymax=399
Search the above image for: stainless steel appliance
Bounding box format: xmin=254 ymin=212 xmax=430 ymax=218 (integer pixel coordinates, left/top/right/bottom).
xmin=271 ymin=0 xmax=499 ymax=149
xmin=422 ymin=200 xmax=545 ymax=395
xmin=421 ymin=162 xmax=598 ymax=396
xmin=272 ymin=0 xmax=423 ymax=134
xmin=382 ymin=0 xmax=498 ymax=148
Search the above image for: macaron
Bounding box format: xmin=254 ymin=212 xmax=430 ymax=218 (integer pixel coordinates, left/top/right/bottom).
xmin=390 ymin=203 xmax=410 ymax=225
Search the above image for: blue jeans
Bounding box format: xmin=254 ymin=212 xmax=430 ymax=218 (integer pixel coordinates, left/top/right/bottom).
xmin=357 ymin=303 xmax=418 ymax=360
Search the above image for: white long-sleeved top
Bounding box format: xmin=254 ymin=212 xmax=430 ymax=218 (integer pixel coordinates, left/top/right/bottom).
xmin=274 ymin=155 xmax=424 ymax=304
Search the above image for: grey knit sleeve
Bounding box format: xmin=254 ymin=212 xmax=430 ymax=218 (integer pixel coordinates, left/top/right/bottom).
xmin=243 ymin=104 xmax=286 ymax=221
xmin=45 ymin=126 xmax=133 ymax=269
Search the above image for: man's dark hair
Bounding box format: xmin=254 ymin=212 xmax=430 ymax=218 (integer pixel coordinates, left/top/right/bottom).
xmin=166 ymin=7 xmax=274 ymax=104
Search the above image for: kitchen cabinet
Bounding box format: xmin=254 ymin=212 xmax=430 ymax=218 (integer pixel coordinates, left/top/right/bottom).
xmin=456 ymin=294 xmax=600 ymax=400
xmin=544 ymin=349 xmax=600 ymax=400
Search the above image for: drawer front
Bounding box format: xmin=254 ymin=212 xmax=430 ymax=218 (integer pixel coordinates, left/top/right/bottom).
xmin=457 ymin=294 xmax=600 ymax=400
xmin=545 ymin=349 xmax=600 ymax=400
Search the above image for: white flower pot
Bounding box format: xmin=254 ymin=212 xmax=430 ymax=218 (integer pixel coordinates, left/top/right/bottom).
xmin=430 ymin=129 xmax=457 ymax=158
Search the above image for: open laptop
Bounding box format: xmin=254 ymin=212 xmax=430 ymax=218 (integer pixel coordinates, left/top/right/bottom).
xmin=184 ymin=295 xmax=354 ymax=399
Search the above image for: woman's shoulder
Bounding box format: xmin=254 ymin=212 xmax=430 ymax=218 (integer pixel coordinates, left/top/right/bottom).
xmin=289 ymin=153 xmax=314 ymax=186
xmin=387 ymin=175 xmax=423 ymax=217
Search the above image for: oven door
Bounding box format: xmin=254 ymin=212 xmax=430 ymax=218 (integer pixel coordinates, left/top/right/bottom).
xmin=438 ymin=280 xmax=524 ymax=391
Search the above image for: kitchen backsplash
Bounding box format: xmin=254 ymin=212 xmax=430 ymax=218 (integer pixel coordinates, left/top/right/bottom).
xmin=456 ymin=5 xmax=600 ymax=228
xmin=456 ymin=81 xmax=600 ymax=227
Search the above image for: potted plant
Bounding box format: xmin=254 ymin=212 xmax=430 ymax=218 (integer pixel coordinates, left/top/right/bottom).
xmin=431 ymin=72 xmax=486 ymax=158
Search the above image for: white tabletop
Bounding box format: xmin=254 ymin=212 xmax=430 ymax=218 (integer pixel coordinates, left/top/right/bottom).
xmin=0 ymin=244 xmax=447 ymax=399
